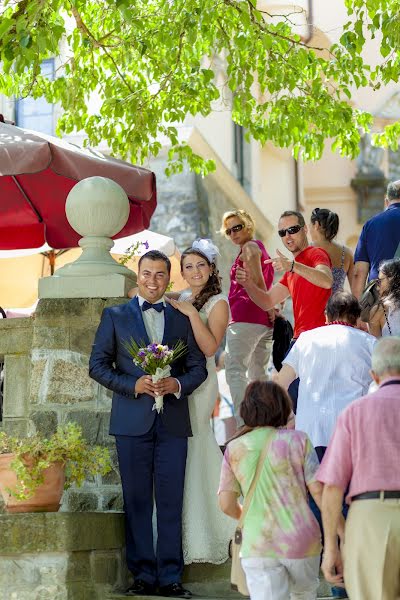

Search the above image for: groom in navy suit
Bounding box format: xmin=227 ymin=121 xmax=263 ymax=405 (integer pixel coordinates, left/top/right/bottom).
xmin=89 ymin=250 xmax=207 ymax=597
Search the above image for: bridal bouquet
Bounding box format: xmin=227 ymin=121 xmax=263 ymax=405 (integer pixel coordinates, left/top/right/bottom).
xmin=124 ymin=339 xmax=187 ymax=413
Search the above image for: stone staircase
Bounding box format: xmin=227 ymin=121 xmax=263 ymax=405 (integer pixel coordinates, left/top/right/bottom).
xmin=0 ymin=512 xmax=335 ymax=599
xmin=105 ymin=561 xmax=334 ymax=599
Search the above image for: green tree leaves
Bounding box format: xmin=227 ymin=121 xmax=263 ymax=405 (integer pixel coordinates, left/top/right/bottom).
xmin=0 ymin=0 xmax=397 ymax=174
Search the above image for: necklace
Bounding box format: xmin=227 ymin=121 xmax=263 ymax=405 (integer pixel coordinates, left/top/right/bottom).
xmin=326 ymin=320 xmax=355 ymax=328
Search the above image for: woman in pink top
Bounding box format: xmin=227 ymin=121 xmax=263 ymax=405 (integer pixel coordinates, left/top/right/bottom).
xmin=220 ymin=210 xmax=274 ymax=425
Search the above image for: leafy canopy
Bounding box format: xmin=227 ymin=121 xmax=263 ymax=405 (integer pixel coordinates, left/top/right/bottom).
xmin=0 ymin=0 xmax=397 ymax=174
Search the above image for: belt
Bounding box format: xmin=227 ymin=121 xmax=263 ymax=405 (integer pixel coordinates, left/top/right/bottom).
xmin=352 ymin=491 xmax=400 ymax=501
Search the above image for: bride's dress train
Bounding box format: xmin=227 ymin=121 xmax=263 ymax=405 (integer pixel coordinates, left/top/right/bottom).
xmin=180 ymin=293 xmax=235 ymax=564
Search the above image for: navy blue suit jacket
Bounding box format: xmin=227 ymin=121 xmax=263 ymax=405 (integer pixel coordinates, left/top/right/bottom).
xmin=89 ymin=298 xmax=207 ymax=437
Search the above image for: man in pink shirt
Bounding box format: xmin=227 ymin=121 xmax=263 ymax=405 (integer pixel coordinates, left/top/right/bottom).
xmin=318 ymin=337 xmax=400 ymax=600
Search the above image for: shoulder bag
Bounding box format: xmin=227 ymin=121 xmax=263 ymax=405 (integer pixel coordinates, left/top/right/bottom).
xmin=360 ymin=279 xmax=380 ymax=322
xmin=230 ymin=433 xmax=273 ymax=596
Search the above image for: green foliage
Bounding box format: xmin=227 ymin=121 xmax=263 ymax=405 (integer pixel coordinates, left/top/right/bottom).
xmin=0 ymin=0 xmax=398 ymax=172
xmin=118 ymin=240 xmax=148 ymax=265
xmin=0 ymin=423 xmax=111 ymax=501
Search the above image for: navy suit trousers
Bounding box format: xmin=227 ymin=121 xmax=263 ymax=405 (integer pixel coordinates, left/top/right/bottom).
xmin=115 ymin=416 xmax=188 ymax=586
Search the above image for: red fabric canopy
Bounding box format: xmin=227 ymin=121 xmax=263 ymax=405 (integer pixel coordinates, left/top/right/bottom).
xmin=0 ymin=122 xmax=157 ymax=249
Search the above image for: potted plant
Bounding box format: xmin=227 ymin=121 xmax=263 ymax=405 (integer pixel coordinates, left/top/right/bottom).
xmin=0 ymin=422 xmax=112 ymax=513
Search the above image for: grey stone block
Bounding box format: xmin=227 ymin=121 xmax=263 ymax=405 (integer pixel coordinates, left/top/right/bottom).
xmin=0 ymin=319 xmax=33 ymax=355
xmin=0 ymin=556 xmax=41 ymax=585
xmin=100 ymin=491 xmax=124 ymax=512
xmin=67 ymin=491 xmax=99 ymax=512
xmin=32 ymin=326 xmax=71 ymax=350
xmin=58 ymin=582 xmax=97 ymax=600
xmin=90 ymin=550 xmax=120 ymax=584
xmin=69 ymin=325 xmax=98 ymax=354
xmin=30 ymin=351 xmax=95 ymax=405
xmin=30 ymin=410 xmax=59 ymax=437
xmin=3 ymin=354 xmax=30 ymax=418
xmin=2 ymin=417 xmax=29 ymax=437
xmin=0 ymin=513 xmax=125 ymax=553
xmin=35 ymin=298 xmax=93 ymax=320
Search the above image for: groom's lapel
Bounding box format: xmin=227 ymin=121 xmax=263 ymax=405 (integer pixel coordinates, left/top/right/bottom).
xmin=162 ymin=303 xmax=176 ymax=345
xmin=127 ymin=297 xmax=150 ymax=345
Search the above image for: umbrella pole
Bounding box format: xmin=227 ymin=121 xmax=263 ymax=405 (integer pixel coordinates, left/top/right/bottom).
xmin=49 ymin=250 xmax=56 ymax=276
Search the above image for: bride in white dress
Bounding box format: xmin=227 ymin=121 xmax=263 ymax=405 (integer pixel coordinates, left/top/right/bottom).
xmin=168 ymin=239 xmax=235 ymax=564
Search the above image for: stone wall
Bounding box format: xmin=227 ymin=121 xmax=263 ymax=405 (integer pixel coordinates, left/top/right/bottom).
xmin=0 ymin=512 xmax=127 ymax=599
xmin=148 ymin=157 xmax=268 ymax=296
xmin=150 ymin=159 xmax=201 ymax=250
xmin=0 ymin=298 xmax=129 ymax=513
xmin=196 ymin=175 xmax=239 ymax=294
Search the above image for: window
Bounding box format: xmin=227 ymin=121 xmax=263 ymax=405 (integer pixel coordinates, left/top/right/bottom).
xmin=233 ymin=123 xmax=251 ymax=194
xmin=15 ymin=59 xmax=55 ymax=135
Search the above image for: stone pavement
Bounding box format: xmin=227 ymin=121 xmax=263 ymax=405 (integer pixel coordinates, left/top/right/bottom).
xmin=105 ymin=561 xmax=334 ymax=599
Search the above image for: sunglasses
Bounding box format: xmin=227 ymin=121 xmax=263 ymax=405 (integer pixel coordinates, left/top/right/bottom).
xmin=278 ymin=225 xmax=303 ymax=238
xmin=225 ymin=223 xmax=244 ymax=236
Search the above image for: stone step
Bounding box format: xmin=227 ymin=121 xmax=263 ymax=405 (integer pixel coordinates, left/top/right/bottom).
xmin=105 ymin=561 xmax=333 ymax=599
xmin=106 ymin=595 xmax=334 ymax=600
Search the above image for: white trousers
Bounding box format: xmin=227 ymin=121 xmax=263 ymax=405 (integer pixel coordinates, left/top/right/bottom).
xmin=225 ymin=322 xmax=273 ymax=425
xmin=241 ymin=556 xmax=320 ymax=600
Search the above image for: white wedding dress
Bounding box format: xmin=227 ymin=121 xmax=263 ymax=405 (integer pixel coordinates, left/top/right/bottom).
xmin=180 ymin=291 xmax=235 ymax=564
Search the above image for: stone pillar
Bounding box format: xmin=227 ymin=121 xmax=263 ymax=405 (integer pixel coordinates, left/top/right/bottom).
xmin=28 ymin=297 xmax=127 ymax=512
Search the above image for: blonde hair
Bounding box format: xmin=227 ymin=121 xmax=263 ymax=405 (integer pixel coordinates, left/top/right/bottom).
xmin=220 ymin=209 xmax=255 ymax=238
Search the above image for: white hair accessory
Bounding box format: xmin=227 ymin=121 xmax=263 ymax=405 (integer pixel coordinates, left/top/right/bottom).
xmin=191 ymin=238 xmax=220 ymax=263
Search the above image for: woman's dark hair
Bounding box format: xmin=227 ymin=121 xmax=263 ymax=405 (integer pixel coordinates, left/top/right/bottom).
xmin=380 ymin=258 xmax=400 ymax=309
xmin=239 ymin=380 xmax=292 ymax=429
xmin=311 ymin=208 xmax=339 ymax=242
xmin=326 ymin=291 xmax=361 ymax=325
xmin=180 ymin=248 xmax=222 ymax=311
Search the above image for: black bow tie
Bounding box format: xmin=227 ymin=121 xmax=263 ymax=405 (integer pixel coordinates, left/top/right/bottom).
xmin=142 ymin=301 xmax=164 ymax=313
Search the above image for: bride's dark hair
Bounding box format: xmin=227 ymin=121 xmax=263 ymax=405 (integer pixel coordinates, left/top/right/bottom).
xmin=180 ymin=248 xmax=222 ymax=311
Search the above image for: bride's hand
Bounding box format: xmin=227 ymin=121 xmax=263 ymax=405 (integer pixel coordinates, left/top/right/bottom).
xmin=167 ymin=297 xmax=197 ymax=317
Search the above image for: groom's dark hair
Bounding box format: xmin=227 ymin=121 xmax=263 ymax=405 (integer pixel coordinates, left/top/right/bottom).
xmin=139 ymin=250 xmax=171 ymax=274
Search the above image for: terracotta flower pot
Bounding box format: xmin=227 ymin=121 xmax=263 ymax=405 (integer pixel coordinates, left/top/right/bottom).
xmin=0 ymin=454 xmax=65 ymax=513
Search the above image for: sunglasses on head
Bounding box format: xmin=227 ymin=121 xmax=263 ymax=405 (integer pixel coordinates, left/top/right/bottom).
xmin=278 ymin=225 xmax=303 ymax=238
xmin=225 ymin=223 xmax=244 ymax=236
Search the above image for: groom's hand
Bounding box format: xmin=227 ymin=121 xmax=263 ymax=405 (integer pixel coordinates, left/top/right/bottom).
xmin=135 ymin=375 xmax=156 ymax=397
xmin=154 ymin=377 xmax=179 ymax=396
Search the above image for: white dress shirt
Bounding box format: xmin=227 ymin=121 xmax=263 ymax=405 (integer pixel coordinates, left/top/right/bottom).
xmin=137 ymin=295 xmax=166 ymax=343
xmin=283 ymin=324 xmax=377 ymax=447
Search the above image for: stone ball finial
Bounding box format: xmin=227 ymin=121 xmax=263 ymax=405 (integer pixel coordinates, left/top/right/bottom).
xmin=66 ymin=176 xmax=130 ymax=238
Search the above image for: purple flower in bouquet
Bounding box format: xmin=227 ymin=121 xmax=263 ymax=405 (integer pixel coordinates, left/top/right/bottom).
xmin=123 ymin=338 xmax=187 ymax=413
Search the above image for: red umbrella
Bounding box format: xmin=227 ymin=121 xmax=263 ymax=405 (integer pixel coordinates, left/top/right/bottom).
xmin=0 ymin=118 xmax=157 ymax=250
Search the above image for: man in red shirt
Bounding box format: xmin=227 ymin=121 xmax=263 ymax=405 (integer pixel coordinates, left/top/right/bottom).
xmin=318 ymin=337 xmax=400 ymax=600
xmin=236 ymin=210 xmax=333 ymax=412
xmin=236 ymin=210 xmax=332 ymax=338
